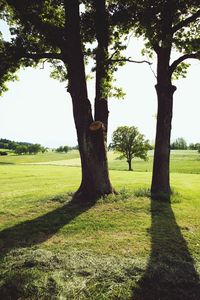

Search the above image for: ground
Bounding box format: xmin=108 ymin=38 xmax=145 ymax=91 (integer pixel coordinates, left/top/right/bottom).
xmin=0 ymin=150 xmax=200 ymax=299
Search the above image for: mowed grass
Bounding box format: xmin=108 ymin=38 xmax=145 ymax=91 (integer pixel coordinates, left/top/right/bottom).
xmin=0 ymin=149 xmax=79 ymax=164
xmin=0 ymin=150 xmax=200 ymax=299
xmin=1 ymin=149 xmax=200 ymax=173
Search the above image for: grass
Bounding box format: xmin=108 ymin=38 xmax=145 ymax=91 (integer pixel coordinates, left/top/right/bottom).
xmin=108 ymin=150 xmax=200 ymax=174
xmin=0 ymin=150 xmax=200 ymax=299
xmin=0 ymin=149 xmax=79 ymax=164
xmin=1 ymin=149 xmax=200 ymax=174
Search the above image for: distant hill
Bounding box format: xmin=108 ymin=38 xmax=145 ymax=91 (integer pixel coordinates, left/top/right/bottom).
xmin=0 ymin=138 xmax=33 ymax=150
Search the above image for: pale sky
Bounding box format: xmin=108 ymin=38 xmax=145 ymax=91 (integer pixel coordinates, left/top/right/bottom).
xmin=0 ymin=21 xmax=200 ymax=148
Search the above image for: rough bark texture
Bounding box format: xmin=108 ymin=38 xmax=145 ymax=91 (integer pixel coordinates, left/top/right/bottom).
xmin=63 ymin=0 xmax=113 ymax=202
xmin=151 ymin=49 xmax=176 ymax=201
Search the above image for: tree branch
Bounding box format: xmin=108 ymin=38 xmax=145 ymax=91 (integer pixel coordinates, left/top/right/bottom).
xmin=110 ymin=57 xmax=152 ymax=65
xmin=172 ymin=9 xmax=200 ymax=33
xmin=21 ymin=52 xmax=62 ymax=60
xmin=170 ymin=52 xmax=200 ymax=75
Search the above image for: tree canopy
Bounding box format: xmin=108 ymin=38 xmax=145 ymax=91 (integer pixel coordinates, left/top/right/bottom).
xmin=171 ymin=138 xmax=188 ymax=150
xmin=110 ymin=126 xmax=150 ymax=171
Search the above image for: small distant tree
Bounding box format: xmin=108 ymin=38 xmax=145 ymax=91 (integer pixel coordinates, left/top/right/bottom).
xmin=41 ymin=147 xmax=48 ymax=153
xmin=63 ymin=146 xmax=69 ymax=153
xmin=56 ymin=145 xmax=69 ymax=153
xmin=189 ymin=143 xmax=200 ymax=150
xmin=110 ymin=126 xmax=150 ymax=171
xmin=189 ymin=143 xmax=195 ymax=150
xmin=14 ymin=145 xmax=28 ymax=155
xmin=171 ymin=138 xmax=187 ymax=150
xmin=56 ymin=146 xmax=64 ymax=153
xmin=27 ymin=144 xmax=41 ymax=155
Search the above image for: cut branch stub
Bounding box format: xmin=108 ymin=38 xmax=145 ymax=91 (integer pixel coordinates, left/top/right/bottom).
xmin=89 ymin=121 xmax=105 ymax=132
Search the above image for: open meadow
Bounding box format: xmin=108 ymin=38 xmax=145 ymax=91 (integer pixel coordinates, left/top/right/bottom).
xmin=0 ymin=150 xmax=200 ymax=299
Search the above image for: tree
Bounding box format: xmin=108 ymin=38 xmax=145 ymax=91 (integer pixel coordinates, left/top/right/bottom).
xmin=197 ymin=145 xmax=200 ymax=154
xmin=110 ymin=126 xmax=150 ymax=171
xmin=27 ymin=144 xmax=42 ymax=155
xmin=55 ymin=145 xmax=69 ymax=153
xmin=114 ymin=1 xmax=200 ymax=200
xmin=1 ymin=0 xmax=126 ymax=200
xmin=56 ymin=146 xmax=64 ymax=153
xmin=63 ymin=145 xmax=69 ymax=153
xmin=14 ymin=145 xmax=28 ymax=155
xmin=171 ymin=138 xmax=187 ymax=150
xmin=188 ymin=143 xmax=200 ymax=150
xmin=41 ymin=146 xmax=48 ymax=153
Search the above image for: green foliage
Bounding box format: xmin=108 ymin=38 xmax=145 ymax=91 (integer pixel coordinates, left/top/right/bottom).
xmin=50 ymin=60 xmax=68 ymax=82
xmin=14 ymin=145 xmax=28 ymax=155
xmin=14 ymin=144 xmax=44 ymax=155
xmin=0 ymin=41 xmax=20 ymax=95
xmin=172 ymin=62 xmax=191 ymax=80
xmin=0 ymin=139 xmax=48 ymax=155
xmin=189 ymin=143 xmax=200 ymax=150
xmin=171 ymin=137 xmax=188 ymax=150
xmin=115 ymin=1 xmax=200 ymax=79
xmin=55 ymin=145 xmax=69 ymax=153
xmin=110 ymin=126 xmax=150 ymax=171
xmin=0 ymin=138 xmax=14 ymax=150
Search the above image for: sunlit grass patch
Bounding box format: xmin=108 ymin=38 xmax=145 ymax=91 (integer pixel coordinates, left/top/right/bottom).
xmin=1 ymin=150 xmax=200 ymax=298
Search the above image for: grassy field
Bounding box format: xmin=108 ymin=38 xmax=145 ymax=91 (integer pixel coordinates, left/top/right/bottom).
xmin=1 ymin=149 xmax=200 ymax=173
xmin=0 ymin=150 xmax=200 ymax=299
xmin=0 ymin=150 xmax=79 ymax=164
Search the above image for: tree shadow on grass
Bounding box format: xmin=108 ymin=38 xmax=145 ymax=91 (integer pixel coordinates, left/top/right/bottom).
xmin=132 ymin=199 xmax=200 ymax=300
xmin=0 ymin=195 xmax=95 ymax=258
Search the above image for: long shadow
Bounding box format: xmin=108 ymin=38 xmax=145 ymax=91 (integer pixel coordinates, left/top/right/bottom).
xmin=132 ymin=199 xmax=200 ymax=300
xmin=0 ymin=196 xmax=95 ymax=258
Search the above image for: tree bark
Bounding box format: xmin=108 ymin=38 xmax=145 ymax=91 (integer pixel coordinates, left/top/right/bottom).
xmin=63 ymin=0 xmax=113 ymax=202
xmin=127 ymin=159 xmax=132 ymax=171
xmin=94 ymin=0 xmax=109 ymax=136
xmin=151 ymin=49 xmax=176 ymax=201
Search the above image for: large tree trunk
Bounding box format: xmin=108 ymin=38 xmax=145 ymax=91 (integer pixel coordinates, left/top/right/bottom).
xmin=64 ymin=0 xmax=113 ymax=201
xmin=151 ymin=49 xmax=176 ymax=201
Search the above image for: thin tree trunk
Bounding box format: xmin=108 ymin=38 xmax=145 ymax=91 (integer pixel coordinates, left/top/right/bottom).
xmin=94 ymin=0 xmax=109 ymax=136
xmin=151 ymin=49 xmax=176 ymax=201
xmin=63 ymin=0 xmax=113 ymax=201
xmin=127 ymin=159 xmax=132 ymax=171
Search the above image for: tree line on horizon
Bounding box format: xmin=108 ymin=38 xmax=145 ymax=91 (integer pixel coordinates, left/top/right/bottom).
xmin=170 ymin=137 xmax=200 ymax=151
xmin=0 ymin=1 xmax=199 ymax=201
xmin=0 ymin=138 xmax=47 ymax=155
xmin=0 ymin=138 xmax=80 ymax=155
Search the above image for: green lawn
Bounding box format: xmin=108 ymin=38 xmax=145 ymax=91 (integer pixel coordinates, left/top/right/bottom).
xmin=0 ymin=150 xmax=200 ymax=299
xmin=0 ymin=149 xmax=79 ymax=164
xmin=1 ymin=150 xmax=200 ymax=174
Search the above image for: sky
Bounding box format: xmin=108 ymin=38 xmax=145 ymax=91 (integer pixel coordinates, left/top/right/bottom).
xmin=0 ymin=21 xmax=200 ymax=148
